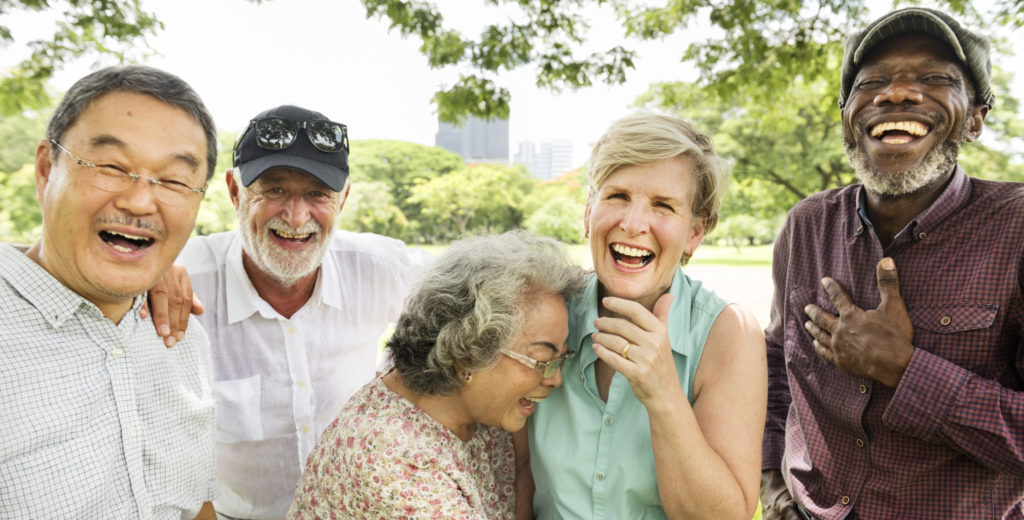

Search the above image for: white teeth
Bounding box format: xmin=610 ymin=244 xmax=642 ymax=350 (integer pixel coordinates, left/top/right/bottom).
xmin=870 ymin=121 xmax=929 ymax=138
xmin=611 ymin=243 xmax=652 ymax=257
xmin=108 ymin=230 xmax=149 ymax=241
xmin=524 ymin=397 xmax=543 ymax=403
xmin=111 ymin=244 xmax=134 ymax=253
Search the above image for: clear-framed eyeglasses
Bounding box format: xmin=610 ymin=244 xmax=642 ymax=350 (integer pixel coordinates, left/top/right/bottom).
xmin=500 ymin=348 xmax=571 ymax=378
xmin=49 ymin=139 xmax=206 ymax=207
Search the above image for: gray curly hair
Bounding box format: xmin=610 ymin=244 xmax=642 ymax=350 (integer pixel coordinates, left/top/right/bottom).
xmin=388 ymin=230 xmax=585 ymax=396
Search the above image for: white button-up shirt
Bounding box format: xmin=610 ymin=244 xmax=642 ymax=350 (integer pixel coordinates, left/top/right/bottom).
xmin=177 ymin=230 xmax=428 ymax=519
xmin=0 ymin=244 xmax=217 ymax=520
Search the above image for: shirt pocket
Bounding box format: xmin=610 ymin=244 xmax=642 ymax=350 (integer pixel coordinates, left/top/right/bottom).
xmin=213 ymin=375 xmax=264 ymax=443
xmin=906 ymin=303 xmax=999 ymax=374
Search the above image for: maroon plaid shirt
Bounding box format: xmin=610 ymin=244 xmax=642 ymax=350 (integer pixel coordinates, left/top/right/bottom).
xmin=764 ymin=166 xmax=1024 ymax=520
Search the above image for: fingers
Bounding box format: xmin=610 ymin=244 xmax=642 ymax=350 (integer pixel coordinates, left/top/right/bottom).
xmin=600 ymin=296 xmax=663 ymax=332
xmin=591 ymin=341 xmax=633 ymax=374
xmin=875 ymin=257 xmax=904 ymax=309
xmin=820 ymin=277 xmax=855 ymax=315
xmin=171 ymin=274 xmax=196 ymax=344
xmin=147 ymin=283 xmax=175 ymax=347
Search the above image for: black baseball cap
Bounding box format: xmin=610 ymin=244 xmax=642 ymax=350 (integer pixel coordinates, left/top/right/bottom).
xmin=233 ymin=105 xmax=349 ymax=191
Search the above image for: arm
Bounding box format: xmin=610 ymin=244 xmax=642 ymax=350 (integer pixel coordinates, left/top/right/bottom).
xmin=143 ymin=264 xmax=204 ymax=348
xmin=512 ymin=428 xmax=534 ymax=520
xmin=592 ymin=296 xmax=766 ymax=520
xmin=190 ymin=502 xmax=215 ymax=520
xmin=760 ymin=221 xmax=803 ymax=520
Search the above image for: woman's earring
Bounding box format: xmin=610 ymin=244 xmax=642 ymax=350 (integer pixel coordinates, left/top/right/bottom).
xmin=463 ymin=371 xmax=473 ymax=382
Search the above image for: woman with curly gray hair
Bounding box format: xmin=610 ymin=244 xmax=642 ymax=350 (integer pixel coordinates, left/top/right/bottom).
xmin=288 ymin=230 xmax=584 ymax=519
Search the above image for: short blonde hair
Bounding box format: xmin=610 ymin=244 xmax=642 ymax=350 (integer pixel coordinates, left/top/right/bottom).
xmin=587 ymin=113 xmax=728 ymax=234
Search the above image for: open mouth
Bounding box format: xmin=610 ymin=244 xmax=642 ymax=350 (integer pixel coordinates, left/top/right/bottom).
xmin=100 ymin=230 xmax=154 ymax=253
xmin=271 ymin=229 xmax=314 ymax=243
xmin=519 ymin=397 xmax=543 ymax=415
xmin=610 ymin=243 xmax=654 ymax=268
xmin=869 ymin=121 xmax=930 ymax=145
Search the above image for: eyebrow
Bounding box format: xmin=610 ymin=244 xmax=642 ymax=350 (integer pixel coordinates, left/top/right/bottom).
xmin=89 ymin=134 xmax=201 ymax=172
xmin=531 ymin=341 xmax=568 ymax=357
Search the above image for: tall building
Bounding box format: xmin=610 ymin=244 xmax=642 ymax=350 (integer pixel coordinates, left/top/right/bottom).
xmin=435 ymin=116 xmax=509 ymax=163
xmin=515 ymin=139 xmax=574 ymax=180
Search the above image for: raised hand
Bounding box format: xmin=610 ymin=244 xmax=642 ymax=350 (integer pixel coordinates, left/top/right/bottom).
xmin=802 ymin=257 xmax=914 ymax=387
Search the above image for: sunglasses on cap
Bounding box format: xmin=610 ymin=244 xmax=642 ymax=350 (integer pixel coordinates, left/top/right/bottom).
xmin=246 ymin=117 xmax=349 ymax=153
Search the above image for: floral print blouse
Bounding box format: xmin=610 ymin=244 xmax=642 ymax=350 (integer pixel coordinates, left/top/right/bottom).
xmin=287 ymin=376 xmax=516 ymax=520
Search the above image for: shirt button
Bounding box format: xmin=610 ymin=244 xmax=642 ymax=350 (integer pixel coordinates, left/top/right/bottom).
xmin=298 ymin=380 xmax=307 ymax=388
xmin=125 ymin=427 xmax=135 ymax=438
xmin=841 ymin=495 xmax=851 ymax=505
xmin=288 ymin=326 xmax=297 ymax=334
xmin=111 ymin=348 xmax=124 ymax=358
xmin=940 ymin=316 xmax=952 ymax=326
xmin=856 ymin=438 xmax=865 ymax=448
xmin=604 ymin=416 xmax=614 ymax=426
xmin=856 ymin=225 xmax=863 ymax=233
xmin=858 ymin=384 xmax=867 ymax=394
xmin=141 ymin=507 xmax=150 ymax=518
xmin=918 ymin=232 xmax=927 ymax=240
xmin=302 ymin=426 xmax=310 ymax=434
xmin=596 ymin=472 xmax=606 ymax=481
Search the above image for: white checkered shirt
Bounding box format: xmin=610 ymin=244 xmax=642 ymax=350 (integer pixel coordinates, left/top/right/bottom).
xmin=0 ymin=243 xmax=217 ymax=520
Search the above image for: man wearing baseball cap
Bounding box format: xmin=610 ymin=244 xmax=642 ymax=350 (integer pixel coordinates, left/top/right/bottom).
xmin=761 ymin=7 xmax=1024 ymax=519
xmin=174 ymin=105 xmax=428 ymax=519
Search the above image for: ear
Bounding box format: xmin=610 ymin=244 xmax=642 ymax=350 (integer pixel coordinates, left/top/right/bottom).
xmin=226 ymin=168 xmax=242 ymax=208
xmin=583 ymin=199 xmax=592 ymax=238
xmin=34 ymin=139 xmax=54 ymax=201
xmin=338 ymin=181 xmax=351 ymax=212
xmin=685 ymin=216 xmax=707 ymax=255
xmin=964 ymin=104 xmax=988 ymax=142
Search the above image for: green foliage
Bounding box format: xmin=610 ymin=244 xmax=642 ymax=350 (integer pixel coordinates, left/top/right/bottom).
xmin=0 ymin=164 xmax=42 ymax=243
xmin=193 ymin=131 xmax=239 ymax=235
xmin=408 ymin=161 xmax=534 ymax=241
xmin=0 ymin=0 xmax=163 ymax=115
xmin=523 ymin=194 xmax=585 ymax=243
xmin=336 ymin=180 xmax=410 ymax=237
xmin=0 ymin=107 xmax=48 ymax=172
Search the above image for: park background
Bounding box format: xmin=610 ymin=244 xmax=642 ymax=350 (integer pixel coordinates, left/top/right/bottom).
xmin=1 ymin=1 xmax=1022 ymax=517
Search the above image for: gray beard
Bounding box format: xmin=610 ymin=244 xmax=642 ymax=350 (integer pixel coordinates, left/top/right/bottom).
xmin=844 ymin=124 xmax=966 ymax=198
xmin=237 ymin=201 xmax=330 ymax=288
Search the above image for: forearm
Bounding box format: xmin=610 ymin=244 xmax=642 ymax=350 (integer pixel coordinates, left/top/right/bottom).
xmin=763 ymin=336 xmax=790 ymax=469
xmin=885 ymin=348 xmax=1024 ymax=476
xmin=647 ymin=395 xmax=754 ymax=520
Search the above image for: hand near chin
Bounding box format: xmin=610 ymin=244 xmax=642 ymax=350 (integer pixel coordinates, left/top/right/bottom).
xmin=591 ymin=293 xmax=686 ymax=404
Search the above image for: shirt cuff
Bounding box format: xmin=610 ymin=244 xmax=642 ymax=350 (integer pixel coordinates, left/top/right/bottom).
xmin=762 ymin=430 xmax=786 ymax=470
xmin=883 ymin=348 xmax=971 ymax=441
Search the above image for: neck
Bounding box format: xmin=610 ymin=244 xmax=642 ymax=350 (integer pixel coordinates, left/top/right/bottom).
xmin=25 ymin=241 xmax=134 ymax=324
xmin=864 ymin=169 xmax=953 ymax=248
xmin=241 ymin=253 xmax=317 ymax=319
xmin=382 ymin=371 xmax=477 ymax=441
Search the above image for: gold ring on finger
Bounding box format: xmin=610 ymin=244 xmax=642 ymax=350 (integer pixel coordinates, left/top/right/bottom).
xmin=622 ymin=343 xmax=632 ymax=361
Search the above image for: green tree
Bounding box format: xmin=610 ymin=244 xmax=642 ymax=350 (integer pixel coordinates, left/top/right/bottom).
xmin=0 ymin=164 xmax=42 ymax=243
xmin=1 ymin=0 xmax=164 ymax=115
xmin=522 ymin=168 xmax=587 ymax=243
xmin=359 ymin=0 xmax=1020 ymax=122
xmin=408 ymin=162 xmax=534 ymax=241
xmin=336 ymin=180 xmax=410 ymax=237
xmin=193 ymin=131 xmax=240 ymax=235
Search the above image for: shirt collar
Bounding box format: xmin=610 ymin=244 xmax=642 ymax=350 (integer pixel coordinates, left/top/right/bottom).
xmin=224 ymin=232 xmax=339 ymax=324
xmin=0 ymin=243 xmax=145 ymax=328
xmin=853 ymin=164 xmax=971 ymax=241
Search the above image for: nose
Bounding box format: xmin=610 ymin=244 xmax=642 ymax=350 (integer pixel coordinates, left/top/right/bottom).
xmin=873 ymin=77 xmax=924 ymax=106
xmin=113 ymin=175 xmax=160 ymax=215
xmin=542 ymin=367 xmax=564 ymax=388
xmin=279 ymin=194 xmax=313 ymax=228
xmin=619 ymin=203 xmax=649 ymax=236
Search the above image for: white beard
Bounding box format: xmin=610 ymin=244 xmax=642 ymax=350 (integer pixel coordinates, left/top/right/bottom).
xmin=237 ymin=202 xmax=330 ymax=287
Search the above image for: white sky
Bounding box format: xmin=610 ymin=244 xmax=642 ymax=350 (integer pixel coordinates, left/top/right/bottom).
xmin=2 ymin=0 xmax=1022 ymax=167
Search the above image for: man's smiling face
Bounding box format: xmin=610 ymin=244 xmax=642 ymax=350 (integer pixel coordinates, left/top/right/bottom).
xmin=841 ymin=33 xmax=986 ymax=197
